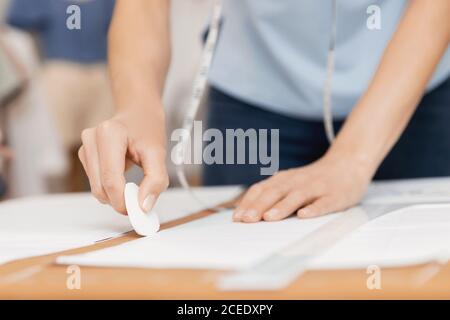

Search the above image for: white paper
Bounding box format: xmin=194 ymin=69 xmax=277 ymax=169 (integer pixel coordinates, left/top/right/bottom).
xmin=124 ymin=183 xmax=160 ymax=237
xmin=0 ymin=186 xmax=242 ymax=265
xmin=0 ymin=193 xmax=130 ymax=265
xmin=308 ymin=204 xmax=450 ymax=269
xmin=57 ymin=211 xmax=338 ymax=270
xmin=364 ymin=177 xmax=450 ymax=204
xmin=153 ymin=185 xmax=242 ymax=223
xmin=58 ymin=203 xmax=450 ymax=271
xmin=7 ymin=178 xmax=450 ymax=269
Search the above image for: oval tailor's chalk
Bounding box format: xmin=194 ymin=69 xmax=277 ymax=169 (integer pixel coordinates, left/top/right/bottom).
xmin=124 ymin=183 xmax=160 ymax=237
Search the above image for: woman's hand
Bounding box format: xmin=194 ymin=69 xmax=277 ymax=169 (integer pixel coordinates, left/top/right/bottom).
xmin=78 ymin=106 xmax=169 ymax=215
xmin=241 ymin=0 xmax=450 ymax=224
xmin=81 ymin=0 xmax=172 ymax=215
xmin=233 ymin=152 xmax=373 ymax=222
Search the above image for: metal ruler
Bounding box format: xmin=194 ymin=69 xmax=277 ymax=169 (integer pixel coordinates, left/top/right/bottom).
xmin=218 ymin=202 xmax=447 ymax=291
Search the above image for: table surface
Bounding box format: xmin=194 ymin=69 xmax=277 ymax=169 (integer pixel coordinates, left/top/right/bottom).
xmin=1 ymin=206 xmax=449 ymax=300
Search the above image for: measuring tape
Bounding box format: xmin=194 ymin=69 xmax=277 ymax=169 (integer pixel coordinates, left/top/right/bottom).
xmin=323 ymin=0 xmax=338 ymax=142
xmin=174 ymin=0 xmax=225 ymax=210
xmin=175 ymin=0 xmax=338 ymax=207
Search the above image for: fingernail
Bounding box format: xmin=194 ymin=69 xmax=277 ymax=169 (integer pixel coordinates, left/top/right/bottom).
xmin=233 ymin=210 xmax=244 ymax=221
xmin=244 ymin=209 xmax=258 ymax=220
xmin=264 ymin=209 xmax=279 ymax=220
xmin=142 ymin=194 xmax=156 ymax=213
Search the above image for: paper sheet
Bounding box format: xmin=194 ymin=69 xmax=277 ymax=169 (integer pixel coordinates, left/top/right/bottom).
xmin=152 ymin=185 xmax=242 ymax=222
xmin=6 ymin=178 xmax=450 ymax=269
xmin=0 ymin=193 xmax=130 ymax=265
xmin=57 ymin=211 xmax=338 ymax=270
xmin=58 ymin=199 xmax=450 ymax=271
xmin=364 ymin=177 xmax=450 ymax=204
xmin=308 ymin=204 xmax=450 ymax=269
xmin=0 ymin=186 xmax=242 ymax=265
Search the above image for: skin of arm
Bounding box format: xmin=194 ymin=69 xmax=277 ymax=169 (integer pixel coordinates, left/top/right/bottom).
xmin=234 ymin=0 xmax=450 ymax=222
xmin=330 ymin=0 xmax=450 ymax=177
xmin=79 ymin=0 xmax=171 ymax=214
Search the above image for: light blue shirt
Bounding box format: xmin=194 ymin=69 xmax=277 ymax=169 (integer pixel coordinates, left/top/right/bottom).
xmin=209 ymin=0 xmax=450 ymax=120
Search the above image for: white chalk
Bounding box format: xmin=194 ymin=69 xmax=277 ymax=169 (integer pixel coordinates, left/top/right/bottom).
xmin=124 ymin=183 xmax=160 ymax=237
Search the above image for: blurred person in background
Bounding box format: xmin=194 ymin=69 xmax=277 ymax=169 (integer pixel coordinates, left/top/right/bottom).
xmin=0 ymin=30 xmax=23 ymax=197
xmin=7 ymin=0 xmax=115 ymax=192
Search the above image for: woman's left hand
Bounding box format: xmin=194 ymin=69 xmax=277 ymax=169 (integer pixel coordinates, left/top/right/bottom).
xmin=233 ymin=153 xmax=373 ymax=222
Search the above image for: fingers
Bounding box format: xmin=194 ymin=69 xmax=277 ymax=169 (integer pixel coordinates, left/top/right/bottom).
xmin=235 ymin=187 xmax=331 ymax=223
xmin=233 ymin=170 xmax=323 ymax=223
xmin=80 ymin=129 xmax=108 ymax=204
xmin=240 ymin=188 xmax=285 ymax=223
xmin=230 ymin=158 xmax=366 ymax=223
xmin=233 ymin=182 xmax=266 ymax=221
xmin=263 ymin=191 xmax=314 ymax=221
xmin=96 ymin=121 xmax=128 ymax=214
xmin=138 ymin=146 xmax=169 ymax=213
xmin=80 ymin=117 xmax=169 ymax=216
xmin=297 ymin=197 xmax=336 ymax=219
xmin=81 ymin=124 xmax=128 ymax=213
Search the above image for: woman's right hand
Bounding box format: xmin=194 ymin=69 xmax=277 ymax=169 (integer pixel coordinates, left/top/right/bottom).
xmin=79 ymin=107 xmax=169 ymax=215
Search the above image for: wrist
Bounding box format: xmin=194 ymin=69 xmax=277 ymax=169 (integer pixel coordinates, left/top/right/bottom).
xmin=323 ymin=146 xmax=378 ymax=181
xmin=115 ymin=97 xmax=165 ymax=121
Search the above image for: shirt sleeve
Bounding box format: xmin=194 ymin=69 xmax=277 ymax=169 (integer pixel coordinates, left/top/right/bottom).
xmin=6 ymin=0 xmax=49 ymax=31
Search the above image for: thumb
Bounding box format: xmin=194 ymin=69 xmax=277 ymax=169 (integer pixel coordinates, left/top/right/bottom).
xmin=137 ymin=148 xmax=169 ymax=213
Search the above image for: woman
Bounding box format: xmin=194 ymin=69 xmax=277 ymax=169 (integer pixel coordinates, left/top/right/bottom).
xmin=79 ymin=0 xmax=450 ymax=223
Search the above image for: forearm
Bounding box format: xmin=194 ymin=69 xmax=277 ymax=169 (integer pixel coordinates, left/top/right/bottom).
xmin=329 ymin=0 xmax=450 ymax=176
xmin=108 ymin=0 xmax=171 ymax=115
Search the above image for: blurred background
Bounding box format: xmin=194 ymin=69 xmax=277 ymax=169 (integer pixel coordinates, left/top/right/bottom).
xmin=0 ymin=0 xmax=210 ymax=200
